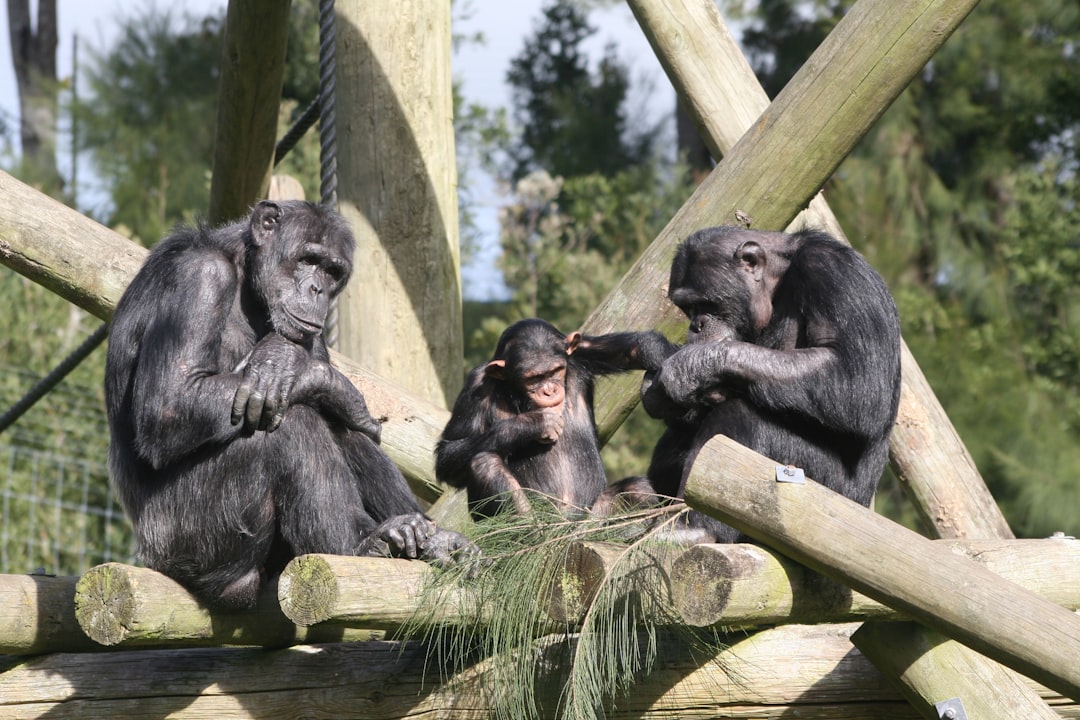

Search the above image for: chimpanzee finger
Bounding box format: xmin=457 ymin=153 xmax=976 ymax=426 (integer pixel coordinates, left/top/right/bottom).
xmin=388 ymin=525 xmax=419 ymax=559
xmin=231 ymin=382 xmax=251 ymax=426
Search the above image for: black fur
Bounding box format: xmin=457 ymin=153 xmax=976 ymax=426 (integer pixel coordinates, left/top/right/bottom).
xmin=595 ymin=226 xmax=902 ymax=542
xmin=106 ymin=200 xmax=471 ymax=609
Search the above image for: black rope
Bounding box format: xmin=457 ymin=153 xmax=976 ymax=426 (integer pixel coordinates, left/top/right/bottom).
xmin=317 ymin=0 xmax=340 ymax=348
xmin=0 ymin=324 xmax=109 ymax=434
xmin=274 ymin=97 xmax=320 ymax=166
xmin=1 ymin=3 xmax=343 ymax=434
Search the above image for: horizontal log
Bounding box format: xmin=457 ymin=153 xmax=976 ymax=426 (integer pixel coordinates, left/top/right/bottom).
xmin=1 ymin=624 xmax=1073 ymax=719
xmin=73 ymin=563 xmax=382 ymax=649
xmin=685 ymin=434 xmax=1080 ymax=702
xmin=669 ymin=537 xmax=1080 ymax=627
xmin=0 ymin=574 xmax=97 ymax=655
xmin=277 ymin=553 xmax=470 ymax=629
xmin=546 ymin=540 xmax=684 ymax=624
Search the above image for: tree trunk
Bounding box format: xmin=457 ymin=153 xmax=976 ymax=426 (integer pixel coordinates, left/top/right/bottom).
xmin=6 ymin=0 xmax=61 ymax=192
xmin=332 ymin=0 xmax=463 ymax=409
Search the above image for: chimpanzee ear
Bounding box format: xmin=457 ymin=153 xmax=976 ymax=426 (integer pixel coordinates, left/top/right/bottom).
xmin=735 ymin=240 xmax=766 ymax=282
xmin=564 ymin=332 xmax=582 ymax=355
xmin=484 ymin=359 xmax=507 ymax=380
xmin=251 ymin=201 xmax=282 ymax=247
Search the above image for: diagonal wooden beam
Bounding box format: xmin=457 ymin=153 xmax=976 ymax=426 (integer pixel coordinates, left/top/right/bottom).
xmin=588 ymin=0 xmax=1011 ymax=540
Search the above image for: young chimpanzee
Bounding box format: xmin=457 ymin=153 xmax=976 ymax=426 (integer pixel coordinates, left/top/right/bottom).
xmin=593 ymin=226 xmax=902 ymax=542
xmin=436 ymin=318 xmax=661 ymax=520
xmin=106 ymin=200 xmax=474 ymax=610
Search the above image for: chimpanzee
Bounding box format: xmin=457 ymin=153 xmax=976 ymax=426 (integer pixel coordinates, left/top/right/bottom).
xmin=106 ymin=200 xmax=474 ymax=610
xmin=436 ymin=318 xmax=662 ymax=520
xmin=593 ymin=226 xmax=902 ymax=542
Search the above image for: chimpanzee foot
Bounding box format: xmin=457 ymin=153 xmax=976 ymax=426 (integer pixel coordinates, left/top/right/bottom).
xmin=357 ymin=514 xmax=482 ymax=570
xmin=419 ymin=527 xmax=481 ymax=567
xmin=357 ymin=512 xmax=436 ymax=559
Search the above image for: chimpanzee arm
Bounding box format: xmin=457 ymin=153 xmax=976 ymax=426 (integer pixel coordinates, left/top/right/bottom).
xmin=126 ymin=253 xmax=251 ymax=469
xmin=232 ymin=333 xmax=382 ymax=441
xmin=435 ymin=368 xmax=562 ymax=489
xmin=573 ymin=331 xmax=680 ymax=375
xmin=656 ymin=315 xmax=895 ymax=436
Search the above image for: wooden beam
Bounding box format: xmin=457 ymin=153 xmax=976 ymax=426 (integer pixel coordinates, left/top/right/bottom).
xmin=853 ymin=622 xmax=1062 ymax=720
xmin=73 ymin=563 xmax=380 ymax=649
xmin=684 ymin=434 xmax=1080 ymax=701
xmin=5 ymin=624 xmax=1074 ymax=719
xmin=277 ymin=553 xmax=466 ymax=629
xmin=0 ymin=574 xmax=97 ymax=655
xmin=207 ymin=0 xmax=292 ymax=224
xmin=668 ymin=538 xmax=1080 ymax=628
xmin=333 ymin=0 xmax=463 ymax=408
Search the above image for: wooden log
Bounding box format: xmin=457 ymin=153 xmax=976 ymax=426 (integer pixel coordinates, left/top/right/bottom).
xmin=0 ymin=173 xmax=451 ymax=502
xmin=545 ymin=540 xmax=684 ymax=624
xmin=0 ymin=170 xmax=143 ymax=321
xmin=2 ymin=624 xmax=1074 ymax=719
xmin=612 ymin=0 xmax=1011 ymax=540
xmin=684 ymin=433 xmax=1080 ymax=701
xmin=669 ymin=538 xmax=1080 ymax=628
xmin=207 ymin=0 xmax=291 ymax=224
xmin=0 ymin=574 xmax=97 ymax=655
xmin=277 ymin=553 xmax=470 ymax=629
xmin=852 ymin=621 xmax=1062 ymax=720
xmin=72 ymin=563 xmax=381 ymax=649
xmin=333 ymin=0 xmax=463 ymax=409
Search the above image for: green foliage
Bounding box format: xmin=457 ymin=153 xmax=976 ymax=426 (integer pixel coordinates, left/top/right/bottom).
xmin=505 ymin=0 xmax=656 ymax=181
xmin=76 ymin=8 xmax=225 ymax=243
xmin=407 ymin=504 xmax=727 ymax=720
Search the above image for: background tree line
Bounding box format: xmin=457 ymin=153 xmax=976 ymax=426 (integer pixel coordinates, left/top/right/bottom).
xmin=0 ymin=0 xmax=1076 ymax=575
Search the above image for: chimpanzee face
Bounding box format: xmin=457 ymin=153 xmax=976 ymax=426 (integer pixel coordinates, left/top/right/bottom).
xmin=485 ymin=318 xmax=580 ymax=410
xmin=249 ymin=201 xmax=354 ymax=344
xmin=669 ymin=228 xmax=772 ymax=344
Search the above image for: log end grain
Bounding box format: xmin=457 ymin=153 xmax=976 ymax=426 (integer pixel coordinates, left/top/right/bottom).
xmin=278 ymin=554 xmax=341 ymax=626
xmin=74 ymin=563 xmax=139 ymax=646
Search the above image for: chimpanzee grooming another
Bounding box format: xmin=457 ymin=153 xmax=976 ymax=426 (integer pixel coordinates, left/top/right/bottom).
xmin=593 ymin=226 xmax=902 ymax=542
xmin=436 ymin=318 xmax=653 ymax=520
xmin=106 ymin=200 xmax=473 ymax=610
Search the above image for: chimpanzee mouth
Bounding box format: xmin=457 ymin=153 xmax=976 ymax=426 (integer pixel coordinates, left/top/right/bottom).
xmin=281 ymin=309 xmax=324 ymax=336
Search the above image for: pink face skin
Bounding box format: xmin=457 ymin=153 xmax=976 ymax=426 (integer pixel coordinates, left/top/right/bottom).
xmin=523 ymin=366 xmax=567 ymax=409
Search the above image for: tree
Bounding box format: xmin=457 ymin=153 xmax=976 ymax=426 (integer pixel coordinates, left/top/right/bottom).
xmin=6 ymin=0 xmax=62 ymax=192
xmin=504 ymin=0 xmax=656 ymax=181
xmin=76 ymin=9 xmax=224 ymax=243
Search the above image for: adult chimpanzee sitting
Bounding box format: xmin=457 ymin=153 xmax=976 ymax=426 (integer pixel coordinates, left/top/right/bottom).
xmin=593 ymin=226 xmax=902 ymax=542
xmin=436 ymin=318 xmax=658 ymax=520
xmin=106 ymin=200 xmax=474 ymax=610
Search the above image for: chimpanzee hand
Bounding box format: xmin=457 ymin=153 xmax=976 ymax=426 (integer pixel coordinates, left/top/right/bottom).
xmin=232 ymin=333 xmax=311 ymax=433
xmin=528 ymin=408 xmax=565 ymax=444
xmin=233 ymin=333 xmax=382 ymax=442
xmin=418 ymin=527 xmax=482 ymax=569
xmin=651 ymin=343 xmax=731 ymax=408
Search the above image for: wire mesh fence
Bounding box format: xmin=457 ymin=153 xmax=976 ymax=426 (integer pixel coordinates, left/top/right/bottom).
xmin=0 ymin=443 xmax=134 ymax=575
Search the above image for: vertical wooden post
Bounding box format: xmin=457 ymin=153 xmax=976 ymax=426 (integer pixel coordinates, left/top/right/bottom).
xmin=331 ymin=0 xmax=463 ymax=408
xmin=208 ymin=0 xmax=292 ymax=224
